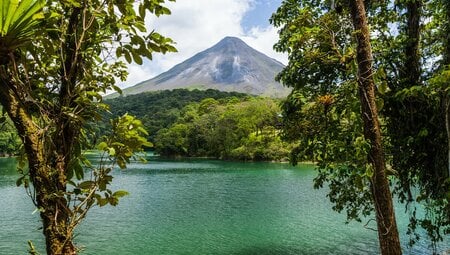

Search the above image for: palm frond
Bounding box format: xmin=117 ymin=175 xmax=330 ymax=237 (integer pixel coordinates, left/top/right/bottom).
xmin=0 ymin=0 xmax=44 ymax=52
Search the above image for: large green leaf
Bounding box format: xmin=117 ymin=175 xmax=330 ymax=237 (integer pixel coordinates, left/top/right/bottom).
xmin=0 ymin=0 xmax=44 ymax=50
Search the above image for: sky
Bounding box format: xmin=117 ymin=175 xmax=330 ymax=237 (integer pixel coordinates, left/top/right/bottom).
xmin=120 ymin=0 xmax=286 ymax=89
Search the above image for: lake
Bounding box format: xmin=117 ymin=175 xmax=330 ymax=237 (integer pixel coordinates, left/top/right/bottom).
xmin=0 ymin=156 xmax=448 ymax=254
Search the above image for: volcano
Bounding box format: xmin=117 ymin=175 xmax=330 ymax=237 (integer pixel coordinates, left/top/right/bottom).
xmin=120 ymin=36 xmax=289 ymax=97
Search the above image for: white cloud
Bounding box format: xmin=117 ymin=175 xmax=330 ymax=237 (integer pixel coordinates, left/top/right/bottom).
xmin=119 ymin=0 xmax=287 ymax=89
xmin=241 ymin=26 xmax=287 ymax=65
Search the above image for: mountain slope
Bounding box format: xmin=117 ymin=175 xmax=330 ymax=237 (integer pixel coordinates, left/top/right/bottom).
xmin=120 ymin=37 xmax=289 ymax=98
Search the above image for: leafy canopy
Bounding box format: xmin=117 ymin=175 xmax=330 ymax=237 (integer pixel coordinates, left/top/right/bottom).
xmin=0 ymin=0 xmax=177 ymax=253
xmin=271 ymin=0 xmax=449 ymax=248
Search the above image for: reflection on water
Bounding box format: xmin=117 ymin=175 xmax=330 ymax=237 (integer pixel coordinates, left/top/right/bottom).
xmin=0 ymin=156 xmax=448 ymax=254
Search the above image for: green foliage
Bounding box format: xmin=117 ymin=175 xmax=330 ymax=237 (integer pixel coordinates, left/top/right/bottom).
xmin=99 ymin=114 xmax=152 ymax=168
xmin=17 ymin=113 xmax=149 ymax=250
xmin=154 ymin=97 xmax=292 ymax=161
xmin=270 ymin=0 xmax=355 ymax=95
xmin=280 ymin=85 xmax=373 ymax=223
xmin=315 ymin=164 xmax=374 ymax=222
xmin=105 ymin=89 xmax=249 ymax=142
xmin=385 ymin=77 xmax=450 ymax=244
xmin=0 ymin=110 xmax=21 ymax=156
xmin=0 ymin=130 xmax=20 ymax=155
xmin=230 ymin=130 xmax=291 ymax=161
xmin=272 ymin=0 xmax=450 ymax=248
xmin=0 ymin=0 xmax=176 ymax=253
xmin=0 ymin=0 xmax=45 ymax=51
xmin=381 ymin=1 xmax=450 ymax=244
xmin=154 ymin=124 xmax=189 ymax=156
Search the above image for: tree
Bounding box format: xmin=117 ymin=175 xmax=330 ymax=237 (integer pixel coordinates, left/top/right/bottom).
xmin=0 ymin=0 xmax=175 ymax=254
xmin=381 ymin=0 xmax=449 ymax=245
xmin=272 ymin=0 xmax=449 ymax=252
xmin=348 ymin=0 xmax=401 ymax=252
xmin=272 ymin=0 xmax=402 ymax=252
xmin=443 ymin=0 xmax=450 ymax=181
xmin=154 ymin=124 xmax=189 ymax=156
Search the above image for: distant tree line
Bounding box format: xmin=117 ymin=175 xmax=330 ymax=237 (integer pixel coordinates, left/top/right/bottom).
xmin=105 ymin=89 xmax=249 ymax=142
xmin=154 ymin=97 xmax=292 ymax=161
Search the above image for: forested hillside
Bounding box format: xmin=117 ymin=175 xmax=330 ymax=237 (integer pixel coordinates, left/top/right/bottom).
xmin=105 ymin=89 xmax=291 ymax=161
xmin=105 ymin=89 xmax=249 ymax=141
xmin=154 ymin=97 xmax=292 ymax=161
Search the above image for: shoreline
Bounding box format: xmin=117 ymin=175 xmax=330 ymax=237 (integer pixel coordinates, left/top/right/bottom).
xmin=154 ymin=154 xmax=316 ymax=165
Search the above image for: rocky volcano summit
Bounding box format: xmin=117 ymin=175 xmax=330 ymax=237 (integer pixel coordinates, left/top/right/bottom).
xmin=120 ymin=37 xmax=289 ymax=97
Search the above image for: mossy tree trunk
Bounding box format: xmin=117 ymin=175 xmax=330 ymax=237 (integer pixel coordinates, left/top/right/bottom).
xmin=0 ymin=79 xmax=76 ymax=254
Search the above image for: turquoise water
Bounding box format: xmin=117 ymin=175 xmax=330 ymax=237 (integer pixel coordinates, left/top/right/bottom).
xmin=0 ymin=156 xmax=448 ymax=254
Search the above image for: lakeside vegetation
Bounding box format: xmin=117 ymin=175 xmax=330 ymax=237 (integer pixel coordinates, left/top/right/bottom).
xmin=105 ymin=89 xmax=293 ymax=161
xmin=154 ymin=97 xmax=292 ymax=161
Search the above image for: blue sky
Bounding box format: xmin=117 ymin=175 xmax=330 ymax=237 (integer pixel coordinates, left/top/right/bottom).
xmin=242 ymin=0 xmax=282 ymax=32
xmin=121 ymin=0 xmax=287 ymax=89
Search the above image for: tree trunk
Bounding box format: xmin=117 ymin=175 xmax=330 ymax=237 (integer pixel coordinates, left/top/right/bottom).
xmin=403 ymin=0 xmax=422 ymax=87
xmin=0 ymin=72 xmax=76 ymax=255
xmin=446 ymin=100 xmax=450 ymax=178
xmin=444 ymin=0 xmax=450 ymax=179
xmin=33 ymin=162 xmax=76 ymax=255
xmin=348 ymin=0 xmax=403 ymax=254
